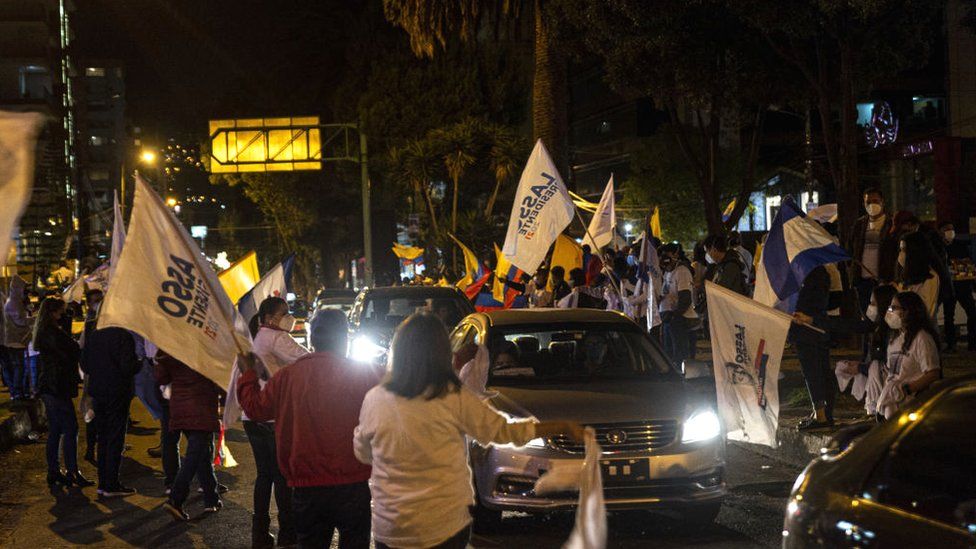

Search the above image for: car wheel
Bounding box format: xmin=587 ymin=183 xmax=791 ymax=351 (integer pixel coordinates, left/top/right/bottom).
xmin=472 ymin=497 xmax=503 ymax=534
xmin=681 ymin=502 xmax=721 ymax=525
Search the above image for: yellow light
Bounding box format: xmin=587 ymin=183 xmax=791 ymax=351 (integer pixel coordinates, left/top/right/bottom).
xmin=907 ymin=412 xmax=919 ymax=422
xmin=165 ymin=197 xmax=177 ymax=207
xmin=140 ymin=150 xmax=157 ymax=164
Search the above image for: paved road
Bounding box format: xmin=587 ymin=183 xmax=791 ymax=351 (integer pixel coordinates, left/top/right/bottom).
xmin=0 ymin=401 xmax=800 ymax=548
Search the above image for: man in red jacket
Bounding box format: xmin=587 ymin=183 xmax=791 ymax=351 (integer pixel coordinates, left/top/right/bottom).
xmin=238 ymin=309 xmax=380 ymax=549
xmin=156 ymin=353 xmax=225 ymax=521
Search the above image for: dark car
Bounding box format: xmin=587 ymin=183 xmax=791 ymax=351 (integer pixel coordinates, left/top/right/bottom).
xmin=347 ymin=286 xmax=474 ymax=363
xmin=313 ymin=288 xmax=358 ymax=309
xmin=782 ymin=375 xmax=976 ymax=548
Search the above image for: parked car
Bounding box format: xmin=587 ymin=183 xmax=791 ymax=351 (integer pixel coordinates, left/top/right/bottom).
xmin=450 ymin=308 xmax=726 ymax=527
xmin=782 ymin=375 xmax=976 ymax=548
xmin=348 ymin=286 xmax=474 ymax=363
xmin=313 ymin=288 xmax=358 ymax=310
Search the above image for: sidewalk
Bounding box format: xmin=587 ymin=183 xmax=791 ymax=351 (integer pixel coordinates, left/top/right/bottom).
xmin=0 ymin=389 xmax=45 ymax=450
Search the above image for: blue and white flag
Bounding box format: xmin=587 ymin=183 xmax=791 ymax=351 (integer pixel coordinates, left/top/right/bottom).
xmin=237 ymin=254 xmax=295 ymax=324
xmin=754 ymin=197 xmax=848 ymax=312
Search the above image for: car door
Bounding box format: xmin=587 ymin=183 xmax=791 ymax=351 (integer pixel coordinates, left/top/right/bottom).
xmin=822 ymin=387 xmax=976 ymax=547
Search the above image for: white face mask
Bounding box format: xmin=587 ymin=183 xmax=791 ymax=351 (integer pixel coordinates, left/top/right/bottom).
xmin=944 ymin=230 xmax=956 ymax=243
xmin=885 ymin=310 xmax=903 ymax=330
xmin=865 ymin=203 xmax=883 ymax=217
xmin=866 ymin=305 xmax=878 ymax=322
xmin=705 ymin=253 xmax=716 ymax=265
xmin=278 ymin=314 xmax=297 ymax=332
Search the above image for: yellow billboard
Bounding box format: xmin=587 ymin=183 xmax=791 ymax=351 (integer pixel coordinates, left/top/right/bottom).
xmin=209 ymin=116 xmax=322 ymax=173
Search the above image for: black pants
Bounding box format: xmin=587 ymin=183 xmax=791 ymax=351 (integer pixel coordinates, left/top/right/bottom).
xmin=85 ymin=418 xmax=97 ymax=458
xmin=663 ymin=316 xmax=692 ymax=368
xmin=795 ymin=340 xmax=836 ymax=418
xmin=168 ymin=430 xmax=219 ymax=507
xmin=160 ymin=401 xmax=181 ymax=486
xmin=94 ymin=394 xmax=131 ymax=490
xmin=243 ymin=420 xmax=294 ymax=536
xmin=292 ymin=482 xmax=371 ymax=549
xmin=375 ymin=525 xmax=470 ymax=549
xmin=41 ymin=394 xmax=78 ymax=475
xmin=943 ymin=280 xmax=976 ymax=350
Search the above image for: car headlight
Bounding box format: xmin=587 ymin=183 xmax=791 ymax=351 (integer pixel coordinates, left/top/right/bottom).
xmin=525 ymin=437 xmax=547 ymax=448
xmin=682 ymin=409 xmax=721 ymax=443
xmin=349 ymin=335 xmax=385 ymax=363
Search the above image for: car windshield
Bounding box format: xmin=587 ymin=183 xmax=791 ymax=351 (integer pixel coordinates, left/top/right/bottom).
xmin=486 ymin=323 xmax=676 ymax=385
xmin=362 ymin=294 xmax=467 ymax=330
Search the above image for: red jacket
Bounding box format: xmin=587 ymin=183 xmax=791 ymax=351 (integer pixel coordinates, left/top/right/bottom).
xmin=237 ymin=351 xmax=381 ymax=488
xmin=155 ymin=354 xmax=224 ymax=433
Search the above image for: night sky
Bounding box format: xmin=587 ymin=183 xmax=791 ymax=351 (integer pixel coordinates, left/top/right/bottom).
xmin=73 ymin=0 xmax=360 ymax=133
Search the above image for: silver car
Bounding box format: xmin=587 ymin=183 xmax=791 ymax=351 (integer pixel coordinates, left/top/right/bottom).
xmin=450 ymin=309 xmax=726 ymax=527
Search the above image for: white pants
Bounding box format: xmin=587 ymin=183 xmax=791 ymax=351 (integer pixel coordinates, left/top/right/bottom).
xmin=835 ymin=360 xmax=886 ymax=416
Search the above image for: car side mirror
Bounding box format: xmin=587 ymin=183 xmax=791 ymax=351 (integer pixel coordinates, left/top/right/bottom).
xmin=682 ymin=360 xmax=713 ymax=380
xmin=820 ymin=423 xmax=873 ymax=457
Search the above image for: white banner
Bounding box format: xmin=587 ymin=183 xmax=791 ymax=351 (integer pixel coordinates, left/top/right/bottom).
xmin=109 ymin=190 xmax=126 ymax=282
xmin=98 ymin=175 xmax=250 ymax=385
xmin=705 ymin=281 xmax=791 ymax=448
xmin=0 ymin=111 xmax=44 ymax=269
xmin=582 ymin=176 xmax=615 ymax=252
xmin=502 ymin=139 xmax=575 ymax=275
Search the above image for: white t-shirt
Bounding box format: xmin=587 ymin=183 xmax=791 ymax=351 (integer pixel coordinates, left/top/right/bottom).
xmin=353 ymin=385 xmax=536 ymax=548
xmin=898 ymin=270 xmax=940 ymax=318
xmin=660 ymin=264 xmax=697 ymax=319
xmin=877 ymin=330 xmax=940 ymax=417
xmin=861 ymin=214 xmax=887 ymax=279
xmin=233 ymin=327 xmax=309 ymax=423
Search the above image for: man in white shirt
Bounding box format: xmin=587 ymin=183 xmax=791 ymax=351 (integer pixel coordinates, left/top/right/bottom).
xmin=659 ymin=243 xmax=697 ymax=368
xmin=847 ymin=187 xmax=898 ymax=314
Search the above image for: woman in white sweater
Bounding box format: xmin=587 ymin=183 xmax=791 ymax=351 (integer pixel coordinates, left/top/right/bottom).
xmin=354 ymin=313 xmax=583 ymax=549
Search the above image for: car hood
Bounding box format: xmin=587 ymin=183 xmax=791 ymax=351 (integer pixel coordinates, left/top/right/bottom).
xmin=487 ymin=380 xmax=694 ymax=424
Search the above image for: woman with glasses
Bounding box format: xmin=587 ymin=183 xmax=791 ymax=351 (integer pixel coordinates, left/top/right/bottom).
xmin=833 ymin=284 xmax=898 ymax=417
xmin=874 ymin=291 xmax=941 ymax=420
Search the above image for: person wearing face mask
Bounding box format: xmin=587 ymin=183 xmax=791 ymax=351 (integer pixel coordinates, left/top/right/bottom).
xmin=659 ymin=243 xmax=697 ymax=368
xmin=938 ymin=222 xmax=976 ymax=352
xmin=704 ymin=234 xmax=748 ymax=296
xmin=847 ymin=188 xmax=898 ymax=314
xmin=789 ymin=265 xmax=836 ymax=430
xmin=831 ymin=285 xmax=898 ymax=416
xmin=895 ymin=232 xmax=941 ymax=318
xmin=874 ymin=291 xmax=941 ymax=420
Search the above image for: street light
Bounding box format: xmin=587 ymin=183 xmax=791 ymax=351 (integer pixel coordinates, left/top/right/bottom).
xmin=165 ymin=197 xmax=177 ymax=207
xmin=140 ymin=149 xmax=157 ymax=164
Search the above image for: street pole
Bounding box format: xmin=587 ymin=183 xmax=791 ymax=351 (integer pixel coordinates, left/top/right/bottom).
xmin=359 ymin=125 xmax=374 ymax=287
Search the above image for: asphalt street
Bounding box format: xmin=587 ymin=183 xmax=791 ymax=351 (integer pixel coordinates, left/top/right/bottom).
xmin=0 ymin=400 xmax=801 ymax=548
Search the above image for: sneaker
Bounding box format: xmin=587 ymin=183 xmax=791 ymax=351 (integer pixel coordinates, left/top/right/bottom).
xmin=797 ymin=416 xmax=834 ymax=431
xmin=163 ymin=500 xmax=189 ymax=521
xmin=100 ymin=485 xmax=137 ymax=497
xmin=198 ymin=483 xmax=229 ymax=494
xmin=203 ymin=500 xmax=223 ymax=513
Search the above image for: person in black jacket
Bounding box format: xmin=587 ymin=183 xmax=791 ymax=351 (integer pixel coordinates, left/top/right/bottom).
xmin=33 ymin=297 xmax=93 ymax=488
xmin=81 ymin=325 xmax=141 ymax=497
xmin=789 ymin=266 xmax=835 ymax=430
xmin=938 ymin=222 xmax=976 ymax=352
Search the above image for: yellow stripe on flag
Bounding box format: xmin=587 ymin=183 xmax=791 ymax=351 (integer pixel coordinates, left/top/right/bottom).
xmin=448 ymin=233 xmax=482 ymax=290
xmin=650 ymin=206 xmax=662 ymax=239
xmin=547 ymin=234 xmax=583 ymax=291
xmin=218 ymin=251 xmax=260 ymax=304
xmin=391 ymin=243 xmax=424 ymax=261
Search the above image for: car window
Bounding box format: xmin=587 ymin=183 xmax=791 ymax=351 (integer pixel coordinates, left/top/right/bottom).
xmin=485 ymin=322 xmax=676 ymax=385
xmin=364 ymin=294 xmax=469 ymax=329
xmin=864 ymin=386 xmax=976 ymax=529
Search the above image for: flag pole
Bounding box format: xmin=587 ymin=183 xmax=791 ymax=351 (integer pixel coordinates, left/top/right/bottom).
xmin=574 ymin=208 xmax=623 ymax=300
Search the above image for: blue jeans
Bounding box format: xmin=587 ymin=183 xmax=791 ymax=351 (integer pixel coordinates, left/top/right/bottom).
xmin=41 ymin=394 xmax=79 ymax=475
xmin=168 ymin=430 xmax=218 ymax=507
xmin=26 ymin=354 xmax=38 ymax=396
xmin=3 ymin=348 xmax=26 ymax=399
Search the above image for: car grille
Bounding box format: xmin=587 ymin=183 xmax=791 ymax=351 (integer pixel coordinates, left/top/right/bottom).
xmin=549 ymin=420 xmax=679 ymax=454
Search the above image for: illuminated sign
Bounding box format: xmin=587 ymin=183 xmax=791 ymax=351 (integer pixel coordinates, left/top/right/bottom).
xmin=208 ymin=117 xmax=322 ymax=173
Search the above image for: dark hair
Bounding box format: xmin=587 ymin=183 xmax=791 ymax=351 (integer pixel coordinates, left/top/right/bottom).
xmin=309 ymin=309 xmax=348 ymax=355
xmin=898 ymin=232 xmax=933 ymax=286
xmin=871 ymin=285 xmax=898 ymax=325
xmin=938 ymin=220 xmax=954 ymax=230
xmin=31 ymin=297 xmax=65 ymax=348
xmin=550 ymin=266 xmax=565 ymax=280
xmin=568 ymin=267 xmax=586 ymax=287
xmin=692 ymin=240 xmax=707 ymax=263
xmin=704 ymin=234 xmax=729 ymax=253
xmin=249 ymin=296 xmax=288 ymax=337
xmin=384 ymin=313 xmax=460 ymax=400
xmin=863 ymin=187 xmax=883 ymax=198
xmin=893 ymin=291 xmax=940 ymax=352
xmin=581 ymin=244 xmax=591 ymax=254
xmin=492 ymin=339 xmax=519 ymax=365
xmin=728 ymin=231 xmax=741 ymax=247
xmin=867 ymin=284 xmax=898 ymax=361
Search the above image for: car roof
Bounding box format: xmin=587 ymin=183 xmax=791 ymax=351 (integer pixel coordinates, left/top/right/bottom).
xmin=361 ymin=285 xmax=466 ymax=298
xmin=474 ymin=308 xmax=636 ymax=327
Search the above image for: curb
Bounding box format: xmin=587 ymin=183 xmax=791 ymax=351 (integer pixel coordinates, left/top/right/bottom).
xmin=731 ymin=421 xmax=831 ymax=470
xmin=0 ymin=399 xmax=47 ymax=451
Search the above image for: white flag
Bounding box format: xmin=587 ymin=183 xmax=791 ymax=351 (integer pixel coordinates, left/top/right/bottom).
xmin=237 ymin=257 xmax=290 ymax=324
xmin=583 ymin=176 xmax=615 ymax=252
xmin=98 ymin=175 xmax=250 ymax=385
xmin=109 ymin=190 xmax=126 ymax=281
xmin=502 ymin=139 xmax=575 ymax=275
xmin=563 ymin=428 xmax=606 ymax=549
xmin=705 ymin=281 xmax=791 ymax=448
xmin=0 ymin=111 xmax=44 ymax=269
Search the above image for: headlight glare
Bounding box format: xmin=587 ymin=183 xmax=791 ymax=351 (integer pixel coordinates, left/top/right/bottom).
xmin=682 ymin=410 xmax=721 ymax=443
xmin=350 ymin=335 xmax=384 ymax=363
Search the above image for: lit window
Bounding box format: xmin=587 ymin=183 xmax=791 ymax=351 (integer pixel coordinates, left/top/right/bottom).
xmin=85 ymin=67 xmax=105 ymax=77
xmin=89 ymin=135 xmax=105 ymax=146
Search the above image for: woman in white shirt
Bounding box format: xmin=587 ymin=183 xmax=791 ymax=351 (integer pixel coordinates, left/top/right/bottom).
xmin=354 ymin=313 xmax=583 ymax=549
xmin=245 ymin=297 xmax=309 ymax=547
xmin=874 ymin=291 xmax=941 ymax=420
xmin=895 ymin=232 xmax=940 ymax=318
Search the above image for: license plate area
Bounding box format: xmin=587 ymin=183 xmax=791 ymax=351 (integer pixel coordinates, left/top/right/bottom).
xmin=599 ymin=458 xmax=650 ymax=486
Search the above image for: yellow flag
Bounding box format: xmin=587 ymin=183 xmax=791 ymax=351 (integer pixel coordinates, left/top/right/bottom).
xmin=650 ymin=206 xmax=662 ymax=239
xmin=448 ymin=233 xmax=484 ymax=290
xmin=391 ymin=243 xmax=424 ymax=261
xmin=218 ymin=251 xmax=260 ymax=304
xmin=547 ymin=234 xmax=583 ymax=291
xmin=754 ymin=240 xmax=763 ymax=270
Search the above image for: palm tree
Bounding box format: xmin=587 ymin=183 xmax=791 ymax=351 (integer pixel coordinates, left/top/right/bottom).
xmin=430 ymin=120 xmax=479 ymax=236
xmin=484 ymin=124 xmax=524 ymax=218
xmin=382 ymin=0 xmax=568 ymax=174
xmin=389 ymin=139 xmax=442 ymax=236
